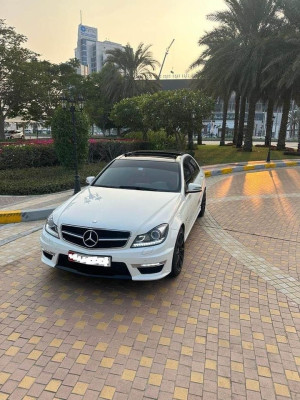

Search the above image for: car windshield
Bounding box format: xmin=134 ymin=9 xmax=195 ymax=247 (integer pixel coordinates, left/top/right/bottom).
xmin=93 ymin=159 xmax=181 ymax=192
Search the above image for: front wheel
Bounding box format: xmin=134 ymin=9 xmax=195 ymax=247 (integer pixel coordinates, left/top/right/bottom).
xmin=170 ymin=228 xmax=185 ymax=277
xmin=198 ymin=189 xmax=206 ymax=218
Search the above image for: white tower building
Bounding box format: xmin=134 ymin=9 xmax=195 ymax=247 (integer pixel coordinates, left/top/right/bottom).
xmin=75 ymin=24 xmax=123 ymax=75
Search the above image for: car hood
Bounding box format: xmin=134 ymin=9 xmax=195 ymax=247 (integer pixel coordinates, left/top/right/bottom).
xmin=54 ymin=186 xmax=182 ymax=233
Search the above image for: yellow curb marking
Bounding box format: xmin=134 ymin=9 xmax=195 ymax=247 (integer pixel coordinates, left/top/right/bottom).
xmin=285 ymin=161 xmax=298 ymax=166
xmin=243 ymin=165 xmax=255 ymax=171
xmin=0 ymin=210 xmax=21 ymax=224
xmin=221 ymin=167 xmax=233 ymax=174
xmin=265 ymin=162 xmax=276 ymax=168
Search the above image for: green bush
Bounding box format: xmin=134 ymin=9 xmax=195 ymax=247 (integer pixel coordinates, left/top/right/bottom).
xmin=0 ymin=140 xmax=150 ymax=171
xmin=126 ymin=129 xmax=177 ymax=150
xmin=0 ymin=144 xmax=59 ymax=170
xmin=51 ymin=107 xmax=89 ymax=169
xmin=0 ymin=164 xmax=106 ymax=195
xmin=88 ymin=140 xmax=149 ymax=162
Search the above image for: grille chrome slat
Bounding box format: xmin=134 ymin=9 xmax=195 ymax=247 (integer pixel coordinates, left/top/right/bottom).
xmin=61 ymin=231 xmax=83 ymax=239
xmin=61 ymin=224 xmax=131 ymax=249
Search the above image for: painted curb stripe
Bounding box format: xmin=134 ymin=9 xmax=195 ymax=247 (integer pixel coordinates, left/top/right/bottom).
xmin=221 ymin=168 xmax=233 ymax=174
xmin=243 ymin=165 xmax=255 ymax=171
xmin=285 ymin=161 xmax=298 ymax=166
xmin=0 ymin=210 xmax=22 ymax=224
xmin=265 ymin=163 xmax=276 ymax=168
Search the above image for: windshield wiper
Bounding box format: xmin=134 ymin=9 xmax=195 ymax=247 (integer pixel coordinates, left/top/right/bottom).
xmin=118 ymin=186 xmax=158 ymax=191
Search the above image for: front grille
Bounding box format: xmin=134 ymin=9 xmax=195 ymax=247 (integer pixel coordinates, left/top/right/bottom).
xmin=61 ymin=224 xmax=130 ymax=249
xmin=57 ymin=255 xmax=131 ymax=278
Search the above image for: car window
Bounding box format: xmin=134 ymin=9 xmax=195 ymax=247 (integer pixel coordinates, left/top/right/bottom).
xmin=93 ymin=160 xmax=181 ymax=193
xmin=189 ymin=158 xmax=200 ymax=181
xmin=183 ymin=157 xmax=193 ymax=184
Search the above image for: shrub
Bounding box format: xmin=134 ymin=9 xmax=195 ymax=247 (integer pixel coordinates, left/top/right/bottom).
xmin=125 ymin=129 xmax=177 ymax=150
xmin=51 ymin=107 xmax=89 ymax=169
xmin=0 ymin=164 xmax=106 ymax=195
xmin=284 ymin=150 xmax=300 ymax=156
xmin=0 ymin=144 xmax=59 ymax=170
xmin=148 ymin=130 xmax=177 ymax=150
xmin=88 ymin=139 xmax=149 ymax=162
xmin=0 ymin=139 xmax=149 ymax=170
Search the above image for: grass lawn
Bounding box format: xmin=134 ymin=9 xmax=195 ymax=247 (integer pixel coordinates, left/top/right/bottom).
xmin=195 ymin=145 xmax=298 ymax=166
xmin=0 ymin=145 xmax=298 ymax=195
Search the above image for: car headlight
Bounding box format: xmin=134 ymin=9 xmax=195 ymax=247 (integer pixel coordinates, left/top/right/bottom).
xmin=45 ymin=214 xmax=59 ymax=238
xmin=131 ymin=224 xmax=169 ymax=248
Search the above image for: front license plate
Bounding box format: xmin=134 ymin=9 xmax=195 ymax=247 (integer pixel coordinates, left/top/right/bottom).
xmin=68 ymin=251 xmax=111 ymax=267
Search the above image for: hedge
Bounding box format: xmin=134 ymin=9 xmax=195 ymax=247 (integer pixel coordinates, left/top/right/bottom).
xmin=88 ymin=140 xmax=149 ymax=162
xmin=0 ymin=140 xmax=149 ymax=170
xmin=0 ymin=144 xmax=59 ymax=170
xmin=0 ymin=164 xmax=106 ymax=195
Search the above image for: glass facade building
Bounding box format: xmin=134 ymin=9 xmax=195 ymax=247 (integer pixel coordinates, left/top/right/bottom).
xmin=75 ymin=24 xmax=123 ymax=75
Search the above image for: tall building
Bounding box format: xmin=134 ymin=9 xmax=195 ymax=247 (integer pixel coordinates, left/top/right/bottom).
xmin=74 ymin=24 xmax=123 ymax=75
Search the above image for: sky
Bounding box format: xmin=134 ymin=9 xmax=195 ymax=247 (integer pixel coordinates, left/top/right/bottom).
xmin=1 ymin=0 xmax=226 ymax=77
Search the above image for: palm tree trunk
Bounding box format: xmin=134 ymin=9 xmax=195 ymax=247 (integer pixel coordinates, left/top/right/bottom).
xmin=244 ymin=94 xmax=257 ymax=152
xmin=220 ymin=96 xmax=229 ymax=146
xmin=197 ymin=117 xmax=203 ymax=145
xmin=233 ymin=93 xmax=240 ymax=145
xmin=277 ymin=90 xmax=291 ymax=150
xmin=236 ymin=96 xmax=246 ymax=148
xmin=265 ymin=98 xmax=275 ymax=146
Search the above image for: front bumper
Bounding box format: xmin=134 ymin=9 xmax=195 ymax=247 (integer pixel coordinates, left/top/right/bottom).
xmin=40 ymin=227 xmax=176 ymax=281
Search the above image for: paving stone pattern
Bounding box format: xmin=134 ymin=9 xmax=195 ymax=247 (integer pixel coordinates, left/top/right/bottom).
xmin=0 ymin=190 xmax=73 ymax=211
xmin=0 ymin=167 xmax=300 ymax=399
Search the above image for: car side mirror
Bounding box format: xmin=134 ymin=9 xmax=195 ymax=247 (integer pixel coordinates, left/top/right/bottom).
xmin=186 ymin=183 xmax=202 ymax=193
xmin=86 ymin=176 xmax=95 ymax=185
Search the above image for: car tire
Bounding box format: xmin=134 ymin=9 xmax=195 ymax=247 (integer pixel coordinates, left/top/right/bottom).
xmin=198 ymin=189 xmax=206 ymax=218
xmin=170 ymin=228 xmax=185 ymax=277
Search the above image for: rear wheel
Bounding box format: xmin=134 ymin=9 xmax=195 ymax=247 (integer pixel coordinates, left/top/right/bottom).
xmin=198 ymin=189 xmax=206 ymax=218
xmin=170 ymin=228 xmax=184 ymax=277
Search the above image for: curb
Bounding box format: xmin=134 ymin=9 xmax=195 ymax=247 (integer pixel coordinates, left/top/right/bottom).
xmin=203 ymin=160 xmax=300 ymax=177
xmin=0 ymin=207 xmax=55 ymax=225
xmin=1 ymin=159 xmax=300 ymax=224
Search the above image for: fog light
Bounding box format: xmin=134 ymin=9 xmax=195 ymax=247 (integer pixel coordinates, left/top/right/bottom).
xmin=132 ymin=261 xmax=166 ymax=268
xmin=42 ymin=248 xmax=55 ymax=256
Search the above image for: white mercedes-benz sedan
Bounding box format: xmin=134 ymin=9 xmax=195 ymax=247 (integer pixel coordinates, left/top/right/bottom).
xmin=40 ymin=151 xmax=206 ymax=281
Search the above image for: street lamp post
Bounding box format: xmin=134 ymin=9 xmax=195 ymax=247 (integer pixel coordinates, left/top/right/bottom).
xmin=61 ymin=95 xmax=84 ymax=194
xmin=266 ymin=115 xmax=275 ymax=163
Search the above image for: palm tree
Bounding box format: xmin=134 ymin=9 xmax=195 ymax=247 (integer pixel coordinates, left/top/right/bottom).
xmin=191 ymin=0 xmax=281 ymax=151
xmin=263 ymin=0 xmax=300 ymax=150
xmin=103 ymin=43 xmax=160 ymax=102
xmin=190 ymin=25 xmax=240 ymax=146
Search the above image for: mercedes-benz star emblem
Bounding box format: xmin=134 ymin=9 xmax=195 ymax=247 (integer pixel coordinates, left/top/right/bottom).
xmin=83 ymin=230 xmax=98 ymax=248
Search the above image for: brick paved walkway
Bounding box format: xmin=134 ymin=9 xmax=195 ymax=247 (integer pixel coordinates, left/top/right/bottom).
xmin=0 ymin=167 xmax=300 ymax=399
xmin=0 ymin=190 xmax=73 ymax=211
